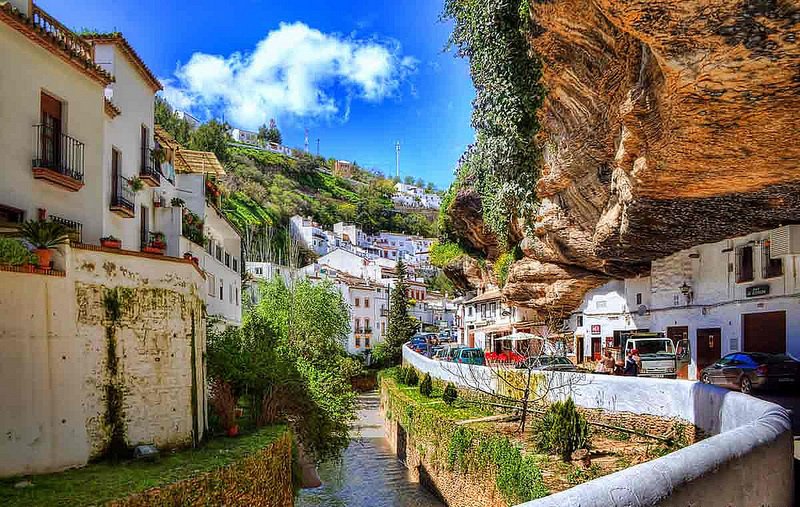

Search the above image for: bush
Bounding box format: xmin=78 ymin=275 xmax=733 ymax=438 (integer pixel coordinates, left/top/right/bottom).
xmin=532 ymin=398 xmax=589 ymax=461
xmin=443 ymin=383 xmax=458 ymax=405
xmin=419 ymin=373 xmax=433 ymax=397
xmin=0 ymin=238 xmax=35 ymax=266
xmin=405 ymin=367 xmax=419 ymax=387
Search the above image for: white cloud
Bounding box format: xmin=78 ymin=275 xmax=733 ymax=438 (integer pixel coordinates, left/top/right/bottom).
xmin=161 ymin=22 xmax=416 ymax=128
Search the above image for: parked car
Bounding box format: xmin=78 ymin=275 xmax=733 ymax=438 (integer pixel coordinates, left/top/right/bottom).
xmin=515 ymin=355 xmax=577 ymax=372
xmin=699 ymin=352 xmax=799 ymax=394
xmin=432 ymin=346 xmax=449 ymax=360
xmin=408 ymin=337 xmax=429 ymax=354
xmin=453 ymin=347 xmax=486 ymax=366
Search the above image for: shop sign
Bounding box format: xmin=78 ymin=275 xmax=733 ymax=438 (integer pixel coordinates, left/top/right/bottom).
xmin=591 ymin=324 xmax=601 ymax=335
xmin=746 ymin=285 xmax=770 ymax=298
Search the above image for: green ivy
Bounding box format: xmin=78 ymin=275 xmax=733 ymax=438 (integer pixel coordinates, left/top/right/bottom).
xmin=442 ymin=0 xmax=545 ymax=246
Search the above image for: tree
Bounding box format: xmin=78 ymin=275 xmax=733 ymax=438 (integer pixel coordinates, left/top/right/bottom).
xmin=265 ymin=118 xmax=282 ymax=144
xmin=403 ymin=175 xmax=415 ymax=185
xmin=154 ymin=96 xmax=192 ymax=145
xmin=385 ymin=260 xmax=419 ymax=364
xmin=415 ymin=177 xmax=425 ymax=188
xmin=426 ymin=181 xmax=436 ymax=192
xmin=190 ymin=119 xmax=230 ymax=163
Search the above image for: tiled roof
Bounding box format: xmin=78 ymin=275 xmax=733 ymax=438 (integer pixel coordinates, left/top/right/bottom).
xmin=82 ymin=33 xmax=162 ymax=92
xmin=104 ymin=97 xmax=121 ymax=118
xmin=465 ymin=289 xmax=503 ymax=304
xmin=0 ymin=3 xmax=113 ymax=86
xmin=155 ymin=125 xmax=225 ymax=176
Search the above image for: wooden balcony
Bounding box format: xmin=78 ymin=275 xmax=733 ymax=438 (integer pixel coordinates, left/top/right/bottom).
xmin=32 ymin=124 xmax=85 ymax=191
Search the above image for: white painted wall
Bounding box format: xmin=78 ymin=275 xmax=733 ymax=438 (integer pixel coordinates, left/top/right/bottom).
xmin=0 ymin=23 xmax=105 ymax=241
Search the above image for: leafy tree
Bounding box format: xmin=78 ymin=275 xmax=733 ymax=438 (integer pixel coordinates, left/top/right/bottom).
xmin=419 ymin=372 xmax=433 ymax=397
xmin=425 ymin=181 xmax=436 ymax=192
xmin=264 ymin=118 xmax=282 ymax=144
xmin=385 ymin=260 xmax=419 ymax=364
xmin=403 ymin=175 xmax=415 ymax=185
xmin=415 ymin=177 xmax=425 ymax=188
xmin=190 ymin=119 xmax=230 ymax=163
xmin=154 ymin=96 xmax=193 ymax=145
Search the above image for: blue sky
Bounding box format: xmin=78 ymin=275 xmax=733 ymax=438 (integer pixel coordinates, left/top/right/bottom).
xmin=48 ymin=0 xmax=476 ymax=190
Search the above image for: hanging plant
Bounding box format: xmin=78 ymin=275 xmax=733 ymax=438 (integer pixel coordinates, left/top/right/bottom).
xmin=128 ymin=177 xmax=145 ymax=192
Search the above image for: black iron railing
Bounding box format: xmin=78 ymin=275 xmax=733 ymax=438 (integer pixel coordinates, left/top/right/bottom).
xmin=111 ymin=174 xmax=135 ymax=214
xmin=140 ymin=147 xmax=160 ymax=184
xmin=49 ymin=215 xmax=82 ymax=243
xmin=32 ymin=124 xmax=85 ymax=183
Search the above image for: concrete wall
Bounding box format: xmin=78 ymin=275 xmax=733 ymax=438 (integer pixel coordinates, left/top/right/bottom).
xmin=402 ymin=347 xmax=795 ymax=507
xmin=0 ymin=23 xmax=106 ymax=241
xmin=0 ymin=245 xmax=207 ymax=477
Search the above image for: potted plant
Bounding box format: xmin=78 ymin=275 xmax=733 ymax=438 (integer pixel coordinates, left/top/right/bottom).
xmin=170 ymin=197 xmax=185 ymax=208
xmin=151 ymin=232 xmax=166 ymax=249
xmin=128 ymin=176 xmax=145 ymax=192
xmin=19 ymin=220 xmax=70 ymax=269
xmin=183 ymin=252 xmax=193 ymax=260
xmin=0 ymin=237 xmax=37 ymax=271
xmin=100 ymin=235 xmax=122 ymax=249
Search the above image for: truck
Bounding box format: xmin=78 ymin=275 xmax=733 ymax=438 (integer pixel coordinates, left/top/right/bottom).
xmin=620 ymin=332 xmax=690 ymax=379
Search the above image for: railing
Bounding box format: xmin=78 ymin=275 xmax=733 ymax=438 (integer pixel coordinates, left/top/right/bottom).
xmin=111 ymin=174 xmax=135 ymax=214
xmin=31 ymin=4 xmax=94 ymax=62
xmin=49 ymin=215 xmax=82 ymax=243
xmin=140 ymin=147 xmax=161 ymax=185
xmin=356 ymin=328 xmax=373 ymax=335
xmin=32 ymin=124 xmax=85 ymax=183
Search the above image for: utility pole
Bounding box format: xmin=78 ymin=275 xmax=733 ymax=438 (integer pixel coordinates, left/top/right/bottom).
xmin=395 ymin=141 xmax=400 ymax=178
xmin=316 ymin=138 xmax=320 ymax=156
xmin=304 ymin=128 xmax=309 ymax=153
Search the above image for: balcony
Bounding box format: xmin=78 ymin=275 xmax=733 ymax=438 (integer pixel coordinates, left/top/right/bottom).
xmin=142 ymin=232 xmax=166 ymax=255
xmin=140 ymin=147 xmax=161 ymax=187
xmin=110 ymin=174 xmax=135 ymax=218
xmin=32 ymin=124 xmax=85 ymax=191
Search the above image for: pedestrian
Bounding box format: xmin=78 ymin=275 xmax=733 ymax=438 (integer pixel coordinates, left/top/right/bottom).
xmin=623 ymin=349 xmax=639 ymax=376
xmin=602 ymin=350 xmax=616 ymax=374
xmin=631 ymin=348 xmax=642 ymax=371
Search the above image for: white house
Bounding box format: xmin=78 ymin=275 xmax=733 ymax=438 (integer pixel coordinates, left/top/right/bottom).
xmin=393 ymin=182 xmax=442 ymax=210
xmin=569 ymin=226 xmax=800 ymax=379
xmin=290 ymin=215 xmax=330 ymax=257
xmin=230 ymin=128 xmax=258 ymax=145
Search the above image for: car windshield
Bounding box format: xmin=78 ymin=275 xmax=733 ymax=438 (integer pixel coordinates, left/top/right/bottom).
xmin=634 ymin=340 xmax=674 ymax=356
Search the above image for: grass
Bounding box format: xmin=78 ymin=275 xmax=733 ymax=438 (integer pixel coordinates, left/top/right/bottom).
xmin=0 ymin=425 xmax=287 ymax=507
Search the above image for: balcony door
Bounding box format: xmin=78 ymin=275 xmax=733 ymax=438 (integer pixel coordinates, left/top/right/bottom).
xmin=140 ymin=205 xmax=148 ymax=249
xmin=41 ymin=92 xmax=62 ymax=167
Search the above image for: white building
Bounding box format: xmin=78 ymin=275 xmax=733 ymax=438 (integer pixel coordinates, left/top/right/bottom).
xmin=156 ymin=128 xmax=243 ymax=326
xmin=569 ymin=226 xmax=800 ymax=379
xmin=336 ymin=275 xmax=389 ymax=355
xmin=230 ymin=128 xmax=259 ymax=145
xmin=393 ymin=182 xmax=442 ymax=210
xmin=290 ymin=215 xmax=330 ymax=257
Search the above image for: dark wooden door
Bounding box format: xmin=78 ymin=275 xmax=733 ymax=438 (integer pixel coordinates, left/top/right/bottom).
xmin=743 ymin=311 xmax=786 ymax=354
xmin=591 ymin=337 xmax=601 ymax=361
xmin=41 ymin=92 xmax=62 ymax=166
xmin=576 ymin=336 xmax=584 ymax=364
xmin=696 ymin=328 xmax=722 ymax=373
xmin=140 ymin=205 xmax=148 ymax=249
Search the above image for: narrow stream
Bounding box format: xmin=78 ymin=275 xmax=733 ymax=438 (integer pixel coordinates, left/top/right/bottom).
xmin=296 ymin=392 xmax=444 ymax=507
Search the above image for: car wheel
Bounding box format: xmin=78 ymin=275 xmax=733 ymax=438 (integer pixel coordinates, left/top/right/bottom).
xmin=701 ymin=372 xmax=711 ymax=384
xmin=740 ymin=376 xmax=753 ymax=394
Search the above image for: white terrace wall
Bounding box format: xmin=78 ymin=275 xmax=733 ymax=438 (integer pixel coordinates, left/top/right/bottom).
xmin=402 ymin=347 xmax=794 ymax=507
xmin=0 ymin=245 xmax=207 ymax=477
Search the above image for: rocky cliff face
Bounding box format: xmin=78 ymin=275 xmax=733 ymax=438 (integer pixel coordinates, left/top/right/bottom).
xmin=449 ymin=0 xmax=800 ymax=317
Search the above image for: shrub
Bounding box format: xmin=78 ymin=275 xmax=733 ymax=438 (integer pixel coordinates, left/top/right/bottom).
xmin=405 ymin=367 xmax=419 ymax=387
xmin=419 ymin=373 xmax=433 ymax=397
xmin=442 ymin=382 xmax=458 ymax=405
xmin=0 ymin=238 xmax=35 ymax=266
xmin=532 ymin=398 xmax=590 ymax=461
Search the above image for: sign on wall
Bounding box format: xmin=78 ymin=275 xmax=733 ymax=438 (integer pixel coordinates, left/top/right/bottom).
xmin=745 ymin=285 xmax=770 ymax=298
xmin=591 ymin=324 xmax=601 ymax=335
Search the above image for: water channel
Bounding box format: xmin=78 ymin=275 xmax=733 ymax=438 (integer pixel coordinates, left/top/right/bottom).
xmin=296 ymin=392 xmax=444 ymax=507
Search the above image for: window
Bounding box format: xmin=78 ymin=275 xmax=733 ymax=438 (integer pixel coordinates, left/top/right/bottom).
xmin=468 ymin=306 xmax=473 ymax=317
xmin=219 ymin=280 xmax=224 ymax=300
xmin=355 ymin=297 xmax=361 ymax=307
xmin=364 ymin=318 xmax=370 ymax=331
xmin=489 ymin=302 xmax=497 ymax=317
xmin=207 ymin=273 xmax=216 ymax=297
xmin=235 ymin=287 xmax=239 ymax=306
xmin=364 ymin=298 xmax=370 ymax=308
xmin=365 ymin=336 xmax=371 ymax=348
xmin=255 ymin=267 xmax=263 ymax=275
xmin=736 ymin=245 xmax=754 ymax=283
xmin=576 ymin=314 xmax=584 ymax=327
xmin=672 ymin=293 xmax=680 ymax=307
xmin=381 ymin=322 xmax=386 ymax=334
xmin=635 ymin=293 xmax=642 ymax=305
xmin=225 ymin=253 xmax=231 ymax=268
xmin=355 ymin=335 xmax=361 ymax=348
xmin=206 ymin=238 xmax=213 ymax=255
xmin=216 ymin=244 xmax=223 ymax=262
xmin=762 ymin=243 xmax=783 ymax=278
xmin=233 ymin=258 xmax=238 ymax=272
xmin=355 ymin=318 xmax=361 ymax=331
xmin=481 ymin=304 xmax=487 ymax=318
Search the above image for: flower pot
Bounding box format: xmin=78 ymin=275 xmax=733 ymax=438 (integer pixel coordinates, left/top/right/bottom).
xmin=183 ymin=252 xmax=193 ymax=260
xmin=101 ymin=239 xmax=121 ymax=249
xmin=35 ymin=248 xmax=52 ymax=269
xmin=23 ymin=263 xmax=35 ymax=273
xmin=143 ymin=246 xmax=164 ymax=255
xmin=227 ymin=425 xmax=239 ymax=437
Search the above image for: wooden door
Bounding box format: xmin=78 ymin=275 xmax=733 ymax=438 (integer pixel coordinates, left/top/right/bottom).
xmin=591 ymin=337 xmax=601 ymax=361
xmin=140 ymin=205 xmax=148 ymax=248
xmin=41 ymin=92 xmax=62 ymax=166
xmin=696 ymin=328 xmax=721 ymax=373
xmin=576 ymin=336 xmax=584 ymax=364
xmin=743 ymin=311 xmax=786 ymax=354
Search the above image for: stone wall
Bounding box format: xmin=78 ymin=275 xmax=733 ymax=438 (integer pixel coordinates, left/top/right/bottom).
xmin=109 ymin=431 xmax=294 ymax=507
xmin=0 ymin=245 xmax=207 ymax=477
